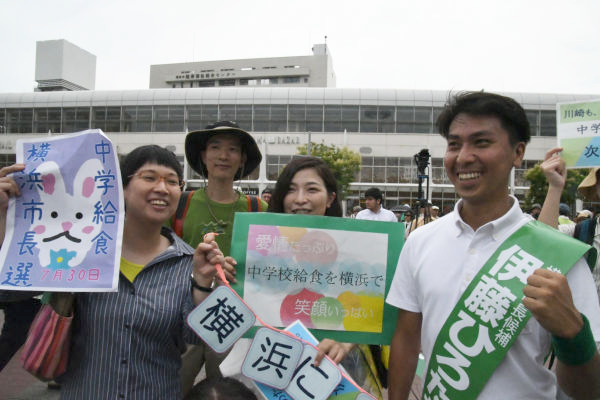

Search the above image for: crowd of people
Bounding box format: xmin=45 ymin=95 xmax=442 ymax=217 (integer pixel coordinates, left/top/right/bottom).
xmin=0 ymin=91 xmax=599 ymax=400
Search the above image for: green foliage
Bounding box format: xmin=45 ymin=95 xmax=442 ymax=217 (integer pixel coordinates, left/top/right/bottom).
xmin=524 ymin=164 xmax=588 ymax=209
xmin=297 ymin=142 xmax=361 ymax=199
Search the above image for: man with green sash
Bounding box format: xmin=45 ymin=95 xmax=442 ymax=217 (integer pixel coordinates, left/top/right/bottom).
xmin=386 ymin=91 xmax=600 ymax=399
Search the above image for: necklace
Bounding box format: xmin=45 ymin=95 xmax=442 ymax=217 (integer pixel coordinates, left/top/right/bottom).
xmin=204 ymin=188 xmax=240 ymax=228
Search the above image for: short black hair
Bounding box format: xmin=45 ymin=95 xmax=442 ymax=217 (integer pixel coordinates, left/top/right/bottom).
xmin=364 ymin=187 xmax=383 ymax=202
xmin=120 ymin=145 xmax=183 ymax=187
xmin=437 ymin=91 xmax=531 ymax=145
xmin=261 ymin=188 xmax=272 ymax=195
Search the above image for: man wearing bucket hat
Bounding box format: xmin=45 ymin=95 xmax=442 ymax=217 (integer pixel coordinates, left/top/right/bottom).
xmin=178 ymin=121 xmax=267 ymax=395
xmin=180 ymin=120 xmax=266 ymax=254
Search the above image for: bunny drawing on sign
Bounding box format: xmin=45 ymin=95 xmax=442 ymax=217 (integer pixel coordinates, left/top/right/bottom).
xmin=30 ymin=158 xmax=104 ymax=270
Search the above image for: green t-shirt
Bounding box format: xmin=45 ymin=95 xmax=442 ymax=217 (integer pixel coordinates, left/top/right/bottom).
xmin=179 ymin=190 xmax=266 ymax=256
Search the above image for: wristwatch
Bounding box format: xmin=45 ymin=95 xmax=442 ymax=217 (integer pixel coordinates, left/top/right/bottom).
xmin=190 ymin=273 xmax=214 ymax=293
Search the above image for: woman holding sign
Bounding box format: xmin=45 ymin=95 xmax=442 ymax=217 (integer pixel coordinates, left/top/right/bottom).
xmin=0 ymin=145 xmax=230 ymax=399
xmin=269 ymin=156 xmax=384 ymax=399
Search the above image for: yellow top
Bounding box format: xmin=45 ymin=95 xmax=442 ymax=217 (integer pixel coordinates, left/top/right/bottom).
xmin=120 ymin=257 xmax=144 ymax=283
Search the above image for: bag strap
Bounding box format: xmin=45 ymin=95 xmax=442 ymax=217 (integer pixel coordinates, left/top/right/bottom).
xmin=574 ymin=218 xmax=597 ymax=271
xmin=172 ymin=190 xmax=195 ymax=237
xmin=246 ymin=195 xmax=261 ymax=212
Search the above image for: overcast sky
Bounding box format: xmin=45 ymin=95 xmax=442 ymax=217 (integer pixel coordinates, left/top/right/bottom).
xmin=2 ymin=0 xmax=599 ymax=95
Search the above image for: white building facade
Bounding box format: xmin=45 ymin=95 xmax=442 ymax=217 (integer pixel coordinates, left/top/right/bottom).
xmin=0 ymin=87 xmax=597 ymax=210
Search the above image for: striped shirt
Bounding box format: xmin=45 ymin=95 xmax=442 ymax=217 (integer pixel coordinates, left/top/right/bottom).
xmin=58 ymin=228 xmax=203 ymax=400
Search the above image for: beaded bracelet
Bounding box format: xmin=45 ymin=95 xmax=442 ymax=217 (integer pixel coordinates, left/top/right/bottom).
xmin=552 ymin=313 xmax=597 ymax=365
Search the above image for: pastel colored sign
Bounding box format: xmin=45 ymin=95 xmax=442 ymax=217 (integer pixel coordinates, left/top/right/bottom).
xmin=0 ymin=130 xmax=123 ymax=291
xmin=231 ymin=213 xmax=403 ymax=345
xmin=556 ymin=99 xmax=600 ymax=168
xmin=244 ymin=224 xmax=386 ymax=333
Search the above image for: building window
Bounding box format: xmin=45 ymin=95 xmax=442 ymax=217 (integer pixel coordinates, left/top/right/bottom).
xmin=306 ymin=105 xmax=323 ymax=132
xmin=378 ymin=106 xmax=395 ymax=133
xmin=324 ymin=105 xmax=342 ymax=132
xmin=360 ymin=106 xmax=377 ymax=133
xmin=341 ymin=106 xmax=359 ymax=132
xmin=186 ymin=105 xmax=218 ymax=131
xmin=219 ymin=104 xmax=236 ymax=121
xmin=253 ymin=105 xmax=270 ymax=131
xmin=91 ymin=107 xmax=120 ymax=132
xmin=288 ymin=105 xmax=306 ymax=132
xmin=397 ymin=106 xmax=414 ymax=132
xmin=283 ymin=77 xmax=301 ymax=84
xmin=526 ymin=110 xmax=539 ymax=136
xmin=62 ymin=107 xmax=90 ymax=133
xmin=236 ymin=105 xmax=252 ymax=131
xmin=270 ymin=105 xmax=287 ymax=132
xmin=540 ymin=110 xmax=556 ymax=137
xmin=414 ymin=107 xmax=433 ymax=133
xmin=219 ymin=79 xmax=235 ymax=86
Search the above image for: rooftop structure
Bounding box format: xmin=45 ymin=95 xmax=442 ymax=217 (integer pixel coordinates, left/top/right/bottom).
xmin=149 ymin=44 xmax=335 ymax=89
xmin=35 ymin=39 xmax=96 ymax=92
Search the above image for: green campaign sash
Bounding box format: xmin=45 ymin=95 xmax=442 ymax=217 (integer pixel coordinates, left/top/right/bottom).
xmin=423 ymin=220 xmax=593 ymax=400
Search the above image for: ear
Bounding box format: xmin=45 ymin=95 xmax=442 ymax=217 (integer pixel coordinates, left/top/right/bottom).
xmin=74 ymin=158 xmax=104 ymax=201
xmin=512 ymin=142 xmax=526 ymax=168
xmin=36 ymin=161 xmax=66 ymax=198
xmin=327 ymin=192 xmax=336 ymax=208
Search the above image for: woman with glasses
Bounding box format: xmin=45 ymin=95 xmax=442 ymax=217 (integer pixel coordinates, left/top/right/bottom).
xmin=0 ymin=145 xmax=231 ymax=399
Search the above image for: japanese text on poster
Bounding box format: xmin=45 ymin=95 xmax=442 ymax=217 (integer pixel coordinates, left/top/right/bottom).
xmin=556 ymin=99 xmax=600 ymax=168
xmin=0 ymin=129 xmax=123 ymax=291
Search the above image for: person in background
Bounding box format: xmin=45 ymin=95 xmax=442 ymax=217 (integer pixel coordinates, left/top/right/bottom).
xmin=575 ymin=209 xmax=593 ymax=224
xmin=350 ymin=205 xmax=362 ymax=218
xmin=558 ymin=202 xmax=575 ymax=226
xmin=355 ymin=187 xmax=397 ymax=222
xmin=529 ymin=203 xmax=542 ymax=219
xmin=539 ymin=147 xmax=600 ymax=300
xmin=430 ymin=205 xmax=440 ymax=219
xmin=178 ymin=121 xmax=267 ymax=394
xmin=260 ymin=187 xmax=272 ymax=206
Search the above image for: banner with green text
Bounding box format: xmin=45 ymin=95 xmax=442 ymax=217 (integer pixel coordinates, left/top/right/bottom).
xmin=557 ymin=99 xmax=600 ymax=168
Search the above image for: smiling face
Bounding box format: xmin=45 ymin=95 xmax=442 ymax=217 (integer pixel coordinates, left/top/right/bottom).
xmin=201 ymin=134 xmax=246 ymax=182
xmin=124 ymin=163 xmax=181 ymax=225
xmin=444 ymin=113 xmax=525 ymax=209
xmin=283 ymin=168 xmax=336 ymax=216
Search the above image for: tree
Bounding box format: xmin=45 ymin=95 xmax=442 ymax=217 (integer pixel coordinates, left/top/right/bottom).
xmin=524 ymin=163 xmax=588 ymax=210
xmin=297 ymin=141 xmax=361 ymax=200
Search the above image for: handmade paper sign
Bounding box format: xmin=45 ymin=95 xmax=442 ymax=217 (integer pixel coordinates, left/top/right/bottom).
xmin=187 ymin=285 xmax=256 ymax=353
xmin=254 ymin=320 xmax=372 ymax=400
xmin=286 ymin=344 xmax=342 ymax=400
xmin=231 ymin=213 xmax=403 ymax=344
xmin=556 ymin=99 xmax=600 ymax=168
xmin=242 ymin=327 xmax=304 ymax=389
xmin=0 ymin=130 xmax=123 ymax=291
